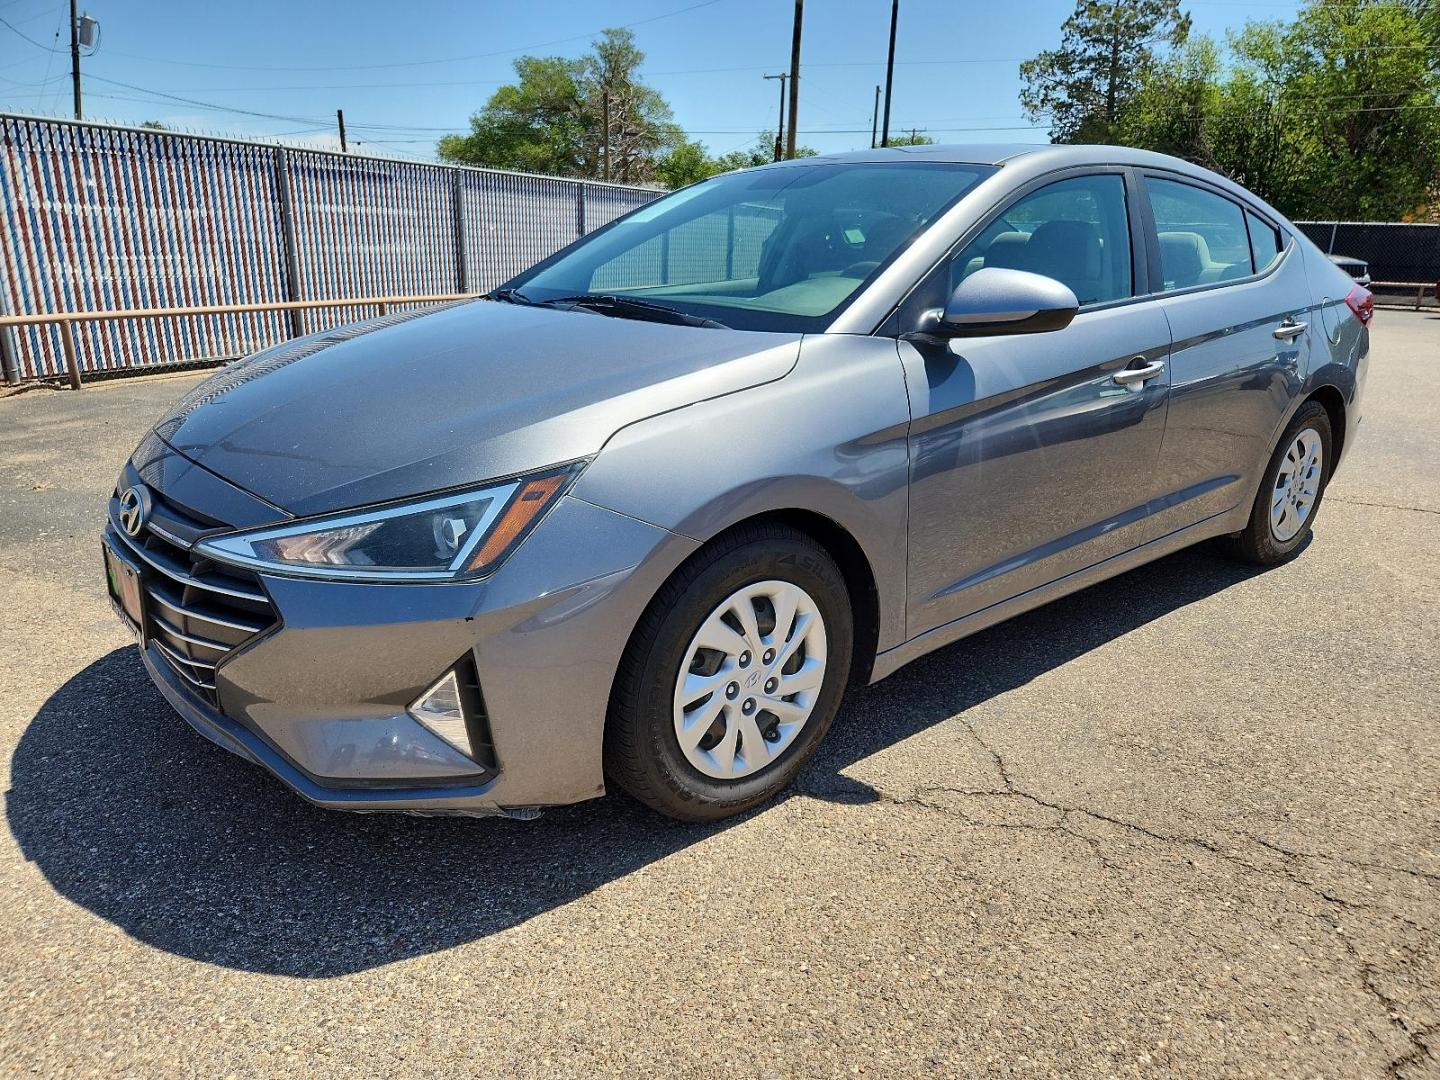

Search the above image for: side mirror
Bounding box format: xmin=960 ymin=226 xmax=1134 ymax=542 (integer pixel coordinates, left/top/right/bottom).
xmin=923 ymin=267 xmax=1079 ymax=338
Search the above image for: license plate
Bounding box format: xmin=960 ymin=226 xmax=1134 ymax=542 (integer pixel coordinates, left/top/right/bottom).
xmin=103 ymin=541 xmax=145 ymax=641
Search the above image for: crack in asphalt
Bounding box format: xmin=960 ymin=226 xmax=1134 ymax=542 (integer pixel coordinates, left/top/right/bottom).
xmin=799 ymin=716 xmax=1439 ymax=1076
xmin=1331 ymin=496 xmax=1440 ymax=517
xmin=1319 ymin=910 xmax=1436 ymax=1079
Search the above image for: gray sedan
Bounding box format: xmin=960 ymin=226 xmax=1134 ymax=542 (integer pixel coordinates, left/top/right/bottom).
xmin=102 ymin=144 xmax=1371 ymax=821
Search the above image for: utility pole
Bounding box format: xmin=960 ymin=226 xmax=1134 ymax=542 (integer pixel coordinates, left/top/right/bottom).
xmin=870 ymin=85 xmax=881 ymax=148
xmin=764 ymin=73 xmax=788 ymax=162
xmin=69 ymin=0 xmax=82 ymax=120
xmin=67 ymin=5 xmax=97 ymax=120
xmin=336 ymin=109 xmax=348 ymax=153
xmin=785 ymin=0 xmax=802 ymax=159
xmin=881 ymin=0 xmax=899 ymax=147
xmin=602 ymin=90 xmax=611 ymax=182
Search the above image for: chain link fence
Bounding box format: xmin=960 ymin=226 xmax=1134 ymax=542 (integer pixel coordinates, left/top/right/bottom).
xmin=1296 ymin=220 xmax=1440 ymax=309
xmin=0 ymin=114 xmax=659 ymax=383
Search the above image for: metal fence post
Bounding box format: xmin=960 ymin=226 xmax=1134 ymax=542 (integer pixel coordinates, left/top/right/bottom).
xmin=452 ymin=169 xmax=469 ymax=294
xmin=273 ymin=147 xmax=306 ymax=338
xmin=59 ymin=320 xmax=82 ymax=390
xmin=0 ymin=283 xmax=20 ymax=385
xmin=577 ymin=182 xmax=587 ymax=237
xmin=0 ymin=328 xmax=20 ymax=385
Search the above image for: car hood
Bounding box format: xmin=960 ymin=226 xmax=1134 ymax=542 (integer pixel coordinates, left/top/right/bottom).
xmin=154 ymin=299 xmax=801 ymax=516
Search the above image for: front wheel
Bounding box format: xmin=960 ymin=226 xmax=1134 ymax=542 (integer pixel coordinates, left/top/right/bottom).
xmin=1226 ymin=400 xmax=1333 ymax=565
xmin=605 ymin=524 xmax=853 ymax=822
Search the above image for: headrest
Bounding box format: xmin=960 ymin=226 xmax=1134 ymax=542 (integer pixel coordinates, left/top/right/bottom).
xmin=1025 ymin=219 xmax=1103 ymax=290
xmin=983 ymin=231 xmax=1031 ymax=271
xmin=1158 ymin=231 xmax=1211 ymax=287
xmin=861 ymin=214 xmax=914 ymax=259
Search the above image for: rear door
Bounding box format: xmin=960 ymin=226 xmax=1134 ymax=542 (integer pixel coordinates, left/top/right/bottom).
xmin=1141 ymin=174 xmax=1314 ymax=529
xmin=896 ymin=169 xmax=1175 ymax=639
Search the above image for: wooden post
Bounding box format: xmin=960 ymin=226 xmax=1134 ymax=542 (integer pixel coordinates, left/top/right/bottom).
xmin=59 ymin=320 xmax=82 ymax=390
xmin=786 ymin=0 xmax=803 ymax=159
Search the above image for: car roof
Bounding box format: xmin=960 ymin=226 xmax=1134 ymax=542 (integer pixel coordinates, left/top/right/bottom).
xmin=765 ymin=142 xmax=1218 ymax=174
xmin=755 ymin=143 xmax=1280 ymax=218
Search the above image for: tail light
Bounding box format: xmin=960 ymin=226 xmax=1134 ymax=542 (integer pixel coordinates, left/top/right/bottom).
xmin=1345 ymin=285 xmax=1373 ymax=325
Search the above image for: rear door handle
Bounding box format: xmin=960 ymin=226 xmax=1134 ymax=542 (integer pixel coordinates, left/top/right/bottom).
xmin=1273 ymin=319 xmax=1308 ymax=341
xmin=1112 ymin=358 xmax=1166 ymax=386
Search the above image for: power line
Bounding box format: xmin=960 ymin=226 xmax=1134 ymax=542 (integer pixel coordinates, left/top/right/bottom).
xmin=0 ymin=10 xmax=57 ymax=49
xmin=50 ymin=59 xmax=1041 ymax=96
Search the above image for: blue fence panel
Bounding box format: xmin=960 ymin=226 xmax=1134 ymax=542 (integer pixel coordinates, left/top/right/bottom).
xmin=0 ymin=113 xmax=660 ymax=382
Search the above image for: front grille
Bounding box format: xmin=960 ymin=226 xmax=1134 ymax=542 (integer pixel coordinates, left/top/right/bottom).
xmin=110 ymin=488 xmax=277 ymax=707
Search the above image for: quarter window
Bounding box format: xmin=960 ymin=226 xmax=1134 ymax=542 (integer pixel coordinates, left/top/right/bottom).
xmin=1247 ymin=211 xmax=1283 ymax=274
xmin=1148 ymin=177 xmax=1253 ymax=290
xmin=948 ymin=174 xmax=1133 ymax=305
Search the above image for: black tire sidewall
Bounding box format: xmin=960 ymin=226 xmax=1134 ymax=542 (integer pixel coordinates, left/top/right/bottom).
xmin=622 ymin=534 xmax=853 ymax=818
xmin=1244 ymin=402 xmax=1334 ymax=562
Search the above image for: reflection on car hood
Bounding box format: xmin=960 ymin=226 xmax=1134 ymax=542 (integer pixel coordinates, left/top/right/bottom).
xmin=154 ymin=299 xmax=801 ymax=515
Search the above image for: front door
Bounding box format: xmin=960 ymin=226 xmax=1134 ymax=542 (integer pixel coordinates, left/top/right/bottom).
xmin=897 ymin=171 xmax=1175 ymax=639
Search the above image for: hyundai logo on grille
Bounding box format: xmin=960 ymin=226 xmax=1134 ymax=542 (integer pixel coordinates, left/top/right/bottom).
xmin=118 ymin=485 xmax=149 ymax=538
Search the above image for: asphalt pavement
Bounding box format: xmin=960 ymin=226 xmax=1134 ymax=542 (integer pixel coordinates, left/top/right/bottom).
xmin=1 ymin=314 xmax=1436 ymax=1078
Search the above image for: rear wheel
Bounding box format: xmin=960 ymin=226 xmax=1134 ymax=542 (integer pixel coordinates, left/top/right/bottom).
xmin=606 ymin=524 xmax=853 ymax=822
xmin=1226 ymin=401 xmax=1333 ymax=565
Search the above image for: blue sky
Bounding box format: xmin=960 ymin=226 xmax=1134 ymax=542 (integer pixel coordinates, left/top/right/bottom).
xmin=0 ymin=0 xmax=1304 ymax=160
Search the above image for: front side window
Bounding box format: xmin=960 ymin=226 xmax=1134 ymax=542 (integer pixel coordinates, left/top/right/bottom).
xmin=946 ymin=174 xmax=1133 ymax=306
xmin=1148 ymin=177 xmax=1254 ymax=290
xmin=507 ymin=162 xmax=994 ymax=332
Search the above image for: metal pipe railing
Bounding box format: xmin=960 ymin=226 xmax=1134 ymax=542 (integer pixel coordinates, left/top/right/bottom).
xmin=0 ymin=293 xmax=474 ymax=390
xmin=1369 ymin=281 xmax=1437 ymax=311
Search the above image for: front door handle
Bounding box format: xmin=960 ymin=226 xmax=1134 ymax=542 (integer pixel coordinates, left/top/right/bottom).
xmin=1112 ymin=358 xmax=1166 ymax=386
xmin=1273 ymin=319 xmax=1308 ymax=341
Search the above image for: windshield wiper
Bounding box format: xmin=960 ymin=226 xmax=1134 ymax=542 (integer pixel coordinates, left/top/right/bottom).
xmin=487 ymin=287 xmax=537 ymax=306
xmin=533 ymin=293 xmax=728 ymax=329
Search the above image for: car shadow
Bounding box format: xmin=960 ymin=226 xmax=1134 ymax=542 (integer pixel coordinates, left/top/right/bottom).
xmin=7 ymin=542 xmax=1270 ymax=977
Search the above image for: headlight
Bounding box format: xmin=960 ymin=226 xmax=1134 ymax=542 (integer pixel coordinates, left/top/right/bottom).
xmin=194 ymin=464 xmax=579 ymax=581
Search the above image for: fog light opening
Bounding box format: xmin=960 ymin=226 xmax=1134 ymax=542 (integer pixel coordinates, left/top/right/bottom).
xmin=407 ymin=653 xmax=497 ymax=772
xmin=408 ymin=669 xmax=473 ymax=758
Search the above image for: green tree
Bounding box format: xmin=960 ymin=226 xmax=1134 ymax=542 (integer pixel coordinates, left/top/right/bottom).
xmin=655 ymin=139 xmax=718 ymax=188
xmin=654 ymin=132 xmax=819 ymax=190
xmin=1020 ymin=0 xmax=1192 ymax=143
xmin=886 ymin=130 xmax=936 ymax=146
xmin=437 ymin=55 xmax=588 ymax=176
xmin=1242 ymin=0 xmax=1440 ymax=218
xmin=438 ymin=29 xmax=681 ymax=183
xmin=1114 ymin=0 xmax=1440 ymax=218
xmin=711 ymin=131 xmax=818 ymax=172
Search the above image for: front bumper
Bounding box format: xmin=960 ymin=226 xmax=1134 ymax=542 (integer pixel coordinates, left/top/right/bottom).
xmin=110 ymin=442 xmax=697 ymax=815
xmin=140 ymin=641 xmax=514 ymax=815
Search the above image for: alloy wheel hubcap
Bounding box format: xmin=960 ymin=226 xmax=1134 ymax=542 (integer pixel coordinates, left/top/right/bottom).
xmin=1270 ymin=428 xmax=1323 ymax=542
xmin=673 ymin=580 xmax=828 ymax=780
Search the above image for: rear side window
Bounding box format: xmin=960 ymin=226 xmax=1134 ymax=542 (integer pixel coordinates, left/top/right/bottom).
xmin=948 ymin=174 xmax=1133 ymax=305
xmin=1247 ymin=212 xmax=1283 ymax=273
xmin=1147 ymin=177 xmax=1253 ymax=290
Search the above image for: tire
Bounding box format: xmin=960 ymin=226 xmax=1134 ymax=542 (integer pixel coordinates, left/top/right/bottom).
xmin=605 ymin=523 xmax=854 ymax=822
xmin=1225 ymin=400 xmax=1334 ymax=566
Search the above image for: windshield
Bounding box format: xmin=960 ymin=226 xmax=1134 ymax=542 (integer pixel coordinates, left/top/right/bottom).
xmin=503 ymin=161 xmax=996 ymax=333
